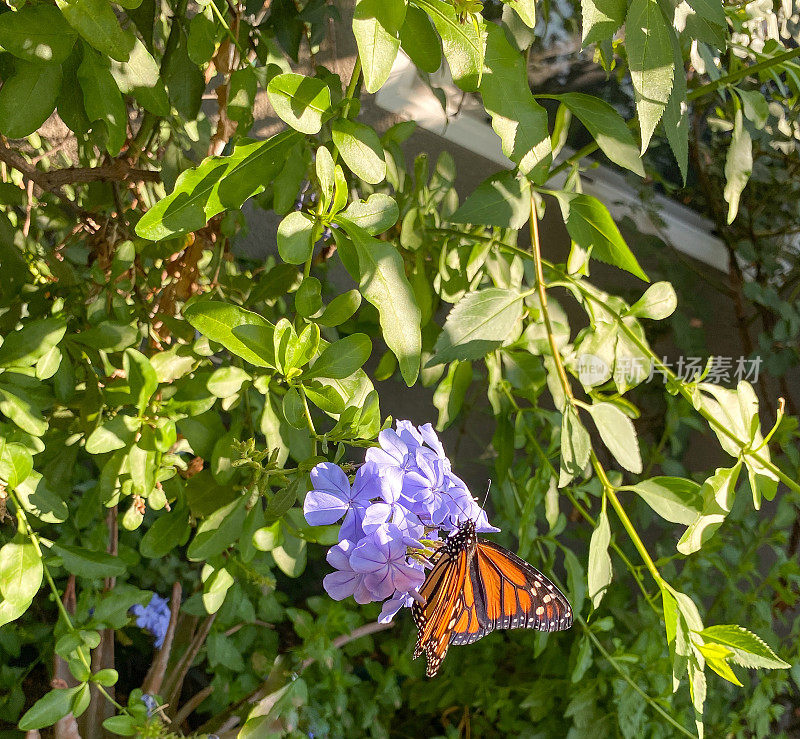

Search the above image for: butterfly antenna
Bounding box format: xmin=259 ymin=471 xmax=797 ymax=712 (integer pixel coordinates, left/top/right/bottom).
xmin=480 ymin=480 xmax=491 ymax=509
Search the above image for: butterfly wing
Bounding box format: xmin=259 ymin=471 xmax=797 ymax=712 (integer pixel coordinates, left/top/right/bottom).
xmin=449 ymin=539 xmax=573 ymax=644
xmin=412 ymin=544 xmax=471 ymax=677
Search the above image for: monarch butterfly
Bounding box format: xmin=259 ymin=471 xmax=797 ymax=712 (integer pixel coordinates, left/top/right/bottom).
xmin=412 ymin=520 xmax=573 ymax=677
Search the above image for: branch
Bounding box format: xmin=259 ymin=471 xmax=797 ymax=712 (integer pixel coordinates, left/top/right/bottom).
xmin=142 ymin=582 xmax=183 ymax=696
xmin=0 ymin=141 xmax=159 ymax=191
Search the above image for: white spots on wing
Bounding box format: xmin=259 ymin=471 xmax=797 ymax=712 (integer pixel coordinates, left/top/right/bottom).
xmin=536 ymin=606 xmax=545 ymax=615
xmin=543 ymin=594 xmax=552 ymax=603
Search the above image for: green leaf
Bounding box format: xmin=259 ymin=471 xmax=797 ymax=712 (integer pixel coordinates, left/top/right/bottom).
xmin=187 ymin=8 xmax=218 ymax=64
xmin=581 ymin=0 xmax=625 ymax=45
xmin=187 ymin=495 xmax=248 ymax=561
xmin=450 ymin=170 xmax=531 ymax=229
xmin=277 ymin=211 xmax=315 ymax=265
xmin=415 ymin=0 xmax=485 ymax=92
xmin=315 ymin=145 xmax=335 ymax=207
xmin=56 ymin=0 xmax=136 ymax=61
xmin=73 ymin=321 xmax=138 ymax=351
xmin=554 ymin=192 xmax=649 ymax=281
xmin=433 ymin=360 xmax=472 ymax=431
xmin=0 ymin=381 xmax=48 ymax=436
xmin=306 ymin=334 xmax=372 ymax=380
xmin=228 ymin=66 xmax=258 ymax=124
xmin=0 ymin=59 xmax=62 ymax=139
xmin=295 ymin=277 xmax=322 ymax=317
xmin=202 ymin=565 xmax=234 ymax=614
xmin=317 ymin=290 xmax=362 ymax=327
xmin=626 ymin=477 xmax=703 ymax=525
xmin=18 ymin=686 xmax=83 ymax=731
xmin=0 ymin=5 xmax=77 ymax=63
xmin=0 ymin=318 xmax=67 ymax=369
xmin=124 ymin=349 xmax=158 ymax=413
xmin=78 ymin=45 xmax=126 ymax=155
xmin=341 ymin=194 xmax=399 ymax=235
xmin=586 ymin=402 xmax=642 ymax=474
xmin=430 ymin=288 xmax=524 ymax=366
xmin=332 ymin=119 xmax=386 ymax=185
xmin=264 ymin=481 xmax=299 ymax=525
xmin=559 ymin=405 xmax=591 ymax=487
xmin=551 ymin=93 xmax=645 ymax=176
xmin=334 ymin=220 xmax=421 ymax=385
xmin=698 ymin=625 xmax=790 ymax=669
xmin=723 ymin=104 xmax=752 ymax=225
xmin=480 ymin=23 xmax=550 ymax=181
xmin=626 ymin=0 xmax=675 ymax=153
xmin=399 ymin=5 xmax=441 ymax=74
xmin=0 ymin=532 xmax=42 ymax=609
xmin=184 ymin=300 xmax=275 ymax=368
xmin=694 ymin=381 xmax=777 ymax=508
xmin=140 ymin=506 xmax=191 ymax=558
xmin=36 ymin=346 xmax=62 ymax=380
xmin=663 ymin=32 xmax=689 ymax=183
xmin=164 ymin=26 xmax=204 ymax=119
xmin=284 ymin=323 xmax=320 ymax=372
xmin=588 ymin=506 xmax=612 ymax=608
xmin=210 ymin=431 xmax=238 ymax=485
xmin=109 ymin=36 xmax=169 ymax=116
xmin=677 ymin=463 xmax=740 ymax=555
xmin=272 ymin=529 xmax=307 ymax=577
xmin=0 ymin=440 xmax=33 ymax=488
xmin=506 ymin=0 xmax=536 ymax=27
xmin=85 ymin=414 xmax=139 ymax=454
xmin=102 ymin=715 xmax=138 ymax=736
xmin=738 ymin=88 xmax=769 ymax=129
xmin=136 ymin=131 xmax=299 ymax=240
xmin=699 ymin=643 xmax=742 ymax=686
xmin=629 ymin=281 xmax=677 ymax=319
xmin=52 ymin=544 xmax=127 ymax=579
xmin=353 ymin=0 xmax=402 ymax=93
xmin=92 ymin=668 xmax=119 ymax=687
xmin=14 ymin=470 xmax=68 ymax=523
xmin=266 ymin=73 xmax=331 ymax=134
xmin=207 ymin=366 xmax=250 ymax=399
xmin=282 ymin=387 xmax=306 ymax=429
xmin=676 ymin=0 xmax=726 ymax=46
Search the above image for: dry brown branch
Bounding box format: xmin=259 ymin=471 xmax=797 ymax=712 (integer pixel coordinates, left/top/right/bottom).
xmin=0 ymin=138 xmax=159 ymax=198
xmin=172 ymin=684 xmax=215 ymax=727
xmin=163 ymin=614 xmax=217 ymax=712
xmin=142 ymin=582 xmax=183 ymax=696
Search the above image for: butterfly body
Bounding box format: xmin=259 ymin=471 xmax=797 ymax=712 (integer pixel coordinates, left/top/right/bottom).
xmin=413 ymin=521 xmax=573 ymax=677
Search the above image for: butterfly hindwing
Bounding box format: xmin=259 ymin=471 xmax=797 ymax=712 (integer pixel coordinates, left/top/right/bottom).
xmin=469 ymin=539 xmax=573 ymax=634
xmin=413 ymin=522 xmax=573 ymax=676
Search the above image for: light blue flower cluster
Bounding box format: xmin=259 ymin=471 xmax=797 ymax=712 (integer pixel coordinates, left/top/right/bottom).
xmin=303 ymin=421 xmax=498 ymax=622
xmin=131 ymin=593 xmax=170 ymax=648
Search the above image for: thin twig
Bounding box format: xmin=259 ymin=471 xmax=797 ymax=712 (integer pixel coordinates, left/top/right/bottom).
xmin=299 ymin=621 xmax=394 ymax=671
xmin=164 ymin=614 xmax=217 ymax=712
xmin=172 ymin=685 xmax=214 ymax=726
xmin=142 ymin=582 xmax=183 ymax=696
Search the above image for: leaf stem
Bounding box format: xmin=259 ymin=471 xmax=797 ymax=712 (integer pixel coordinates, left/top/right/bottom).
xmin=529 ymin=195 xmax=574 ymax=402
xmin=575 ymin=611 xmax=697 ymax=738
xmin=687 ymin=46 xmax=800 ymax=101
xmin=9 ymin=493 xmax=125 ymax=712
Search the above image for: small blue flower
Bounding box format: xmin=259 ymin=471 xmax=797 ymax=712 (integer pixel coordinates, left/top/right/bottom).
xmin=141 ymin=694 xmax=158 ymax=717
xmin=131 ymin=594 xmax=170 ymax=649
xmin=349 ymin=524 xmax=425 ymax=600
xmin=304 ymin=462 xmax=376 ymax=541
xmin=305 ymin=420 xmax=498 ymax=621
xmin=322 ymin=539 xmax=372 ymax=604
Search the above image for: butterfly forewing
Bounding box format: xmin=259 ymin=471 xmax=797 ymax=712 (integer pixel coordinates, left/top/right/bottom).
xmin=413 ymin=522 xmax=573 ymax=677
